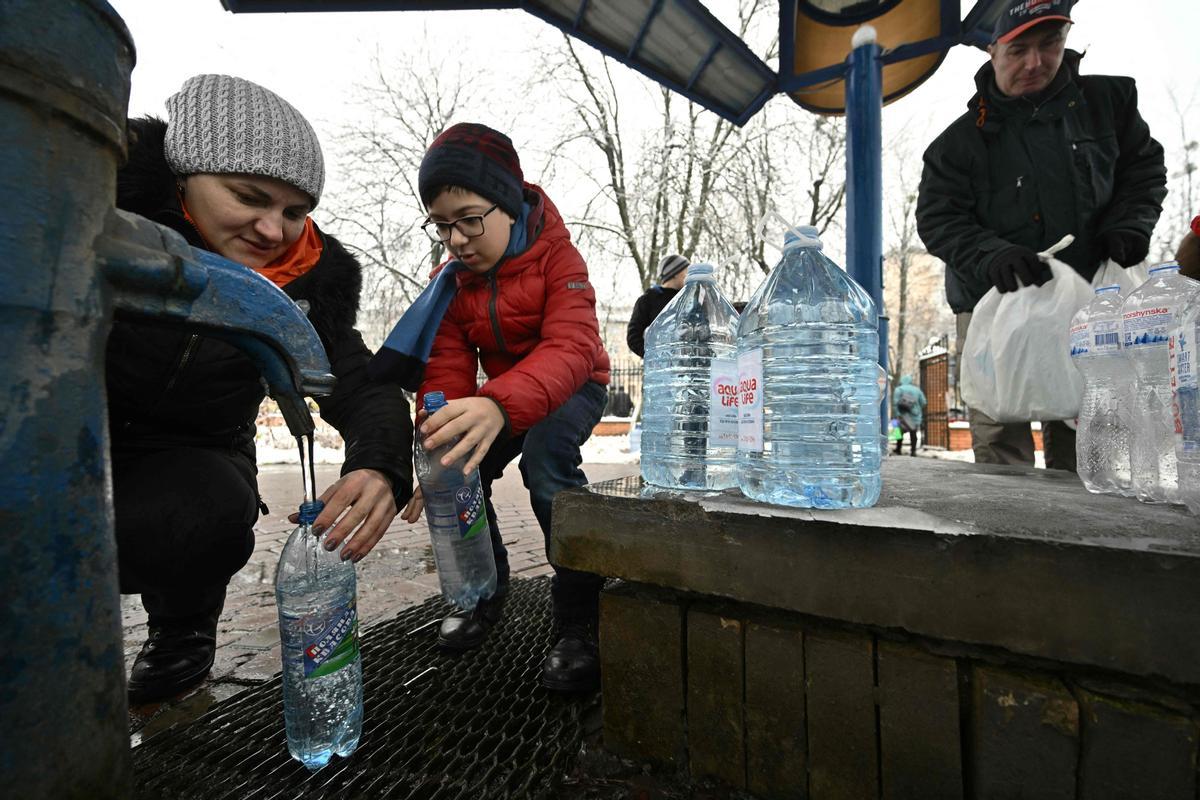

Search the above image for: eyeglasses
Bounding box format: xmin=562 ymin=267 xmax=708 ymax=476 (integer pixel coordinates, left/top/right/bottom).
xmin=421 ymin=204 xmax=499 ymax=243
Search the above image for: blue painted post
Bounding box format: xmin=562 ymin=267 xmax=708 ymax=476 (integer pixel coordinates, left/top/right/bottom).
xmin=845 ymin=26 xmax=889 ymax=433
xmin=0 ymin=2 xmax=135 ymax=795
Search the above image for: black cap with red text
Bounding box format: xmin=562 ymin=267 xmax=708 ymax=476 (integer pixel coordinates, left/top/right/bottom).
xmin=993 ymin=0 xmax=1073 ymax=45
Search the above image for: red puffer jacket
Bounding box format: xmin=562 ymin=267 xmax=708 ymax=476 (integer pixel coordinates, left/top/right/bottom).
xmin=419 ymin=184 xmax=610 ymax=435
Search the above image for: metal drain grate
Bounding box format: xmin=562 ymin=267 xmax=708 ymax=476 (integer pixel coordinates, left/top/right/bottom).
xmin=132 ymin=577 xmax=597 ymax=799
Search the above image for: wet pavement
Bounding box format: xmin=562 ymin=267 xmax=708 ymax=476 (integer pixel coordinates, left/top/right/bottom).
xmin=124 ymin=459 xmax=636 ymax=743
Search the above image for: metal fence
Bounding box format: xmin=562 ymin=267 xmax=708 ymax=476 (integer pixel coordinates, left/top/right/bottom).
xmin=920 ymin=350 xmax=950 ymax=449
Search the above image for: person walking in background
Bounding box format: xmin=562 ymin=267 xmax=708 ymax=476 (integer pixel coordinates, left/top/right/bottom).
xmin=916 ymin=0 xmax=1166 ymax=471
xmin=370 ymin=123 xmax=610 ymax=693
xmin=892 ymin=375 xmax=927 ymax=456
xmin=111 ymin=75 xmax=413 ymax=704
xmin=626 ymin=254 xmax=689 ymax=357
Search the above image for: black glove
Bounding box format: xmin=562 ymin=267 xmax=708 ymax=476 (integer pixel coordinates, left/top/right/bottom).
xmin=1100 ymin=230 xmax=1150 ymax=268
xmin=986 ymin=245 xmax=1052 ymax=293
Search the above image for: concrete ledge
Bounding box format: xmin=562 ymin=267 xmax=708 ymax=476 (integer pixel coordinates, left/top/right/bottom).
xmin=552 ymin=459 xmax=1200 ymax=686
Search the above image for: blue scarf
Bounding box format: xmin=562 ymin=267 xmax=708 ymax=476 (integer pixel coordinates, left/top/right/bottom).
xmin=367 ymin=202 xmax=532 ymax=390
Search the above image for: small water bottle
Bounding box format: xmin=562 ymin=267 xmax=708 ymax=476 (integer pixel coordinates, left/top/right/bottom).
xmin=1069 ymin=285 xmax=1133 ymax=494
xmin=1171 ymin=291 xmax=1200 ymax=515
xmin=736 ymin=226 xmax=882 ymax=509
xmin=276 ymin=500 xmax=363 ymax=771
xmin=641 ymin=262 xmax=740 ymax=490
xmin=416 ymin=391 xmax=498 ymax=609
xmin=1121 ymin=263 xmax=1200 ymax=504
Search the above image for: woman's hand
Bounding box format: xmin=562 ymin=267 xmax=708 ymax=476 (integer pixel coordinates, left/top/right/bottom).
xmin=401 ymin=485 xmax=425 ymax=524
xmin=420 ymin=397 xmax=505 ymax=475
xmin=288 ymin=468 xmax=397 ymax=562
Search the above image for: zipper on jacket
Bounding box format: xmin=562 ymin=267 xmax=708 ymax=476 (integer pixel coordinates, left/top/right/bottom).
xmin=487 ymin=272 xmax=508 ymax=353
xmin=162 ymin=334 xmax=201 ymax=397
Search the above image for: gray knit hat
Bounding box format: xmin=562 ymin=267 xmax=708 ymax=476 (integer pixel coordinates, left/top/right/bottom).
xmin=658 ymin=254 xmax=690 ymax=282
xmin=164 ymin=74 xmax=325 ymax=207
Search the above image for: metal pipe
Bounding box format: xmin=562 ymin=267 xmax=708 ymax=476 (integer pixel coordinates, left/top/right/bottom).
xmin=845 ymin=27 xmax=889 ymax=431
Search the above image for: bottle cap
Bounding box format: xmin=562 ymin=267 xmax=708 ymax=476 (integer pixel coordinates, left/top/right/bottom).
xmin=424 ymin=391 xmax=447 ymax=413
xmin=1096 ymin=285 xmax=1121 ymax=294
xmin=686 ymin=262 xmax=715 ymax=279
xmin=1149 ymin=262 xmax=1180 ymax=274
xmin=783 ymin=225 xmax=822 ymax=250
xmin=298 ymin=500 xmax=325 ymax=526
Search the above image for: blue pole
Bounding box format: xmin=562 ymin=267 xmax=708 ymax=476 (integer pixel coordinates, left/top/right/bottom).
xmin=845 ymin=28 xmax=889 ymax=433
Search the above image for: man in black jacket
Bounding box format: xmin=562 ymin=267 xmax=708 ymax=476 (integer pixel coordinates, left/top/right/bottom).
xmin=916 ymin=0 xmax=1166 ymax=469
xmin=626 ymin=254 xmax=689 ymax=357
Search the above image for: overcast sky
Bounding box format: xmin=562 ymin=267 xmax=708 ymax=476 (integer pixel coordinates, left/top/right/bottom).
xmin=107 ymin=0 xmax=1200 ymax=309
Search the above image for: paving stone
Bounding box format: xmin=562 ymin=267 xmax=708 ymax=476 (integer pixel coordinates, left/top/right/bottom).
xmin=1077 ymin=687 xmax=1198 ymax=800
xmin=971 ymin=664 xmax=1078 ymax=800
xmin=745 ymin=619 xmax=807 ymax=800
xmin=806 ymin=630 xmax=878 ymax=800
xmin=686 ymin=608 xmax=745 ymax=788
xmin=877 ymin=641 xmax=962 ymax=800
xmin=599 ymin=582 xmax=685 ymax=765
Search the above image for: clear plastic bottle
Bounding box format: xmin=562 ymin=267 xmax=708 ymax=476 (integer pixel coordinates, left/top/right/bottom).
xmin=1171 ymin=290 xmax=1200 ymax=515
xmin=736 ymin=226 xmax=882 ymax=508
xmin=1121 ymin=263 xmax=1200 ymax=504
xmin=276 ymin=499 xmax=363 ymax=771
xmin=415 ymin=390 xmax=497 ymax=608
xmin=1069 ymin=285 xmax=1133 ymax=494
xmin=641 ymin=262 xmax=740 ymax=490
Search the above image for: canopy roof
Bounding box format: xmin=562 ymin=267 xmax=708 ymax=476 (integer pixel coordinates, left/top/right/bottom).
xmin=221 ymin=0 xmax=1025 ymax=123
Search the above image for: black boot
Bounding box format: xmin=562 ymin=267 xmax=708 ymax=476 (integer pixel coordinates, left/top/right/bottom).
xmin=128 ymin=610 xmax=220 ymax=705
xmin=437 ymin=593 xmax=506 ymax=652
xmin=541 ymin=619 xmax=600 ymax=693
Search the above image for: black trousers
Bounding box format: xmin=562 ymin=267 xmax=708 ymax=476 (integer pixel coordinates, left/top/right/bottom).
xmin=112 ymin=446 xmax=258 ymax=620
xmin=475 ymin=381 xmax=609 ymax=624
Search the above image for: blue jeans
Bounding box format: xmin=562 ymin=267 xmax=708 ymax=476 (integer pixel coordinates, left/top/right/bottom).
xmin=478 ymin=381 xmax=607 ymax=623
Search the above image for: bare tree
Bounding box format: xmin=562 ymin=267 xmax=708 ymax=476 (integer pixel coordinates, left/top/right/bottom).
xmin=320 ymin=41 xmax=478 ymax=346
xmin=534 ymin=0 xmax=847 ymax=305
xmin=1151 ymin=87 xmax=1198 ymax=262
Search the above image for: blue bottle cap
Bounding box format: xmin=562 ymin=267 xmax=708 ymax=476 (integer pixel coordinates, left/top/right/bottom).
xmin=783 ymin=226 xmax=822 ymax=249
xmin=298 ymin=500 xmax=325 ymax=526
xmin=1149 ymin=262 xmax=1180 ymax=274
xmin=424 ymin=391 xmax=447 ymax=413
xmin=686 ymin=262 xmax=715 ymax=279
xmin=1095 ymin=285 xmax=1121 ymax=294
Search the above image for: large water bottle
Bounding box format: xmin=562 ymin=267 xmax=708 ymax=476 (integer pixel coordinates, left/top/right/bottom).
xmin=416 ymin=390 xmax=497 ymax=608
xmin=1121 ymin=263 xmax=1200 ymax=504
xmin=736 ymin=226 xmax=882 ymax=508
xmin=276 ymin=500 xmax=363 ymax=771
xmin=1171 ymin=290 xmax=1200 ymax=515
xmin=1069 ymin=285 xmax=1133 ymax=494
xmin=641 ymin=262 xmax=740 ymax=490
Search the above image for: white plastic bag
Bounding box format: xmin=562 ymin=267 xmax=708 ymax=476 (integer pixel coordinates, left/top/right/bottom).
xmin=961 ymin=236 xmax=1095 ymax=422
xmin=1091 ymin=258 xmax=1150 ymax=294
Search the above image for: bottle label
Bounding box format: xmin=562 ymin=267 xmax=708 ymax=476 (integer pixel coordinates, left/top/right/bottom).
xmin=737 ymin=348 xmax=764 ymax=452
xmin=1091 ymin=319 xmax=1121 ymax=355
xmin=709 ymin=358 xmax=739 ymax=447
xmin=1069 ymin=323 xmax=1089 ymax=357
xmin=453 ymin=483 xmax=488 ymax=539
xmin=301 ymin=599 xmax=359 ymax=679
xmin=1170 ymin=324 xmax=1199 ymax=452
xmin=1123 ymin=307 xmax=1173 ymax=349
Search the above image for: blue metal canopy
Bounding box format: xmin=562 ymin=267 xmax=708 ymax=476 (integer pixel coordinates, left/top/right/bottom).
xmin=223 ymin=0 xmax=1016 ymax=124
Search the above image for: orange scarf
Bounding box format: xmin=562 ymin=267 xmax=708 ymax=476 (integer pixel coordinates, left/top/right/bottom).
xmin=180 ymin=198 xmax=324 ymax=288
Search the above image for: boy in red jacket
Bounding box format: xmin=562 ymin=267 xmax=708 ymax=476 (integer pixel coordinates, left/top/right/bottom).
xmin=370 ymin=123 xmax=611 ymax=691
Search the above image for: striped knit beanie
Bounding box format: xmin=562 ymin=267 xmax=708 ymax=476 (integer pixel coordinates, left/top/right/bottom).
xmin=164 ymin=74 xmax=325 ymax=207
xmin=418 ymin=123 xmax=524 ymax=219
xmin=658 ymin=254 xmax=690 ymax=282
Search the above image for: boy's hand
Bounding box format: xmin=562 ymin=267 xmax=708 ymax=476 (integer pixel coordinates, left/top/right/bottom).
xmin=421 ymin=396 xmax=505 ymax=475
xmin=401 ymin=485 xmax=425 ymax=524
xmin=287 ymin=468 xmax=397 ymax=562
